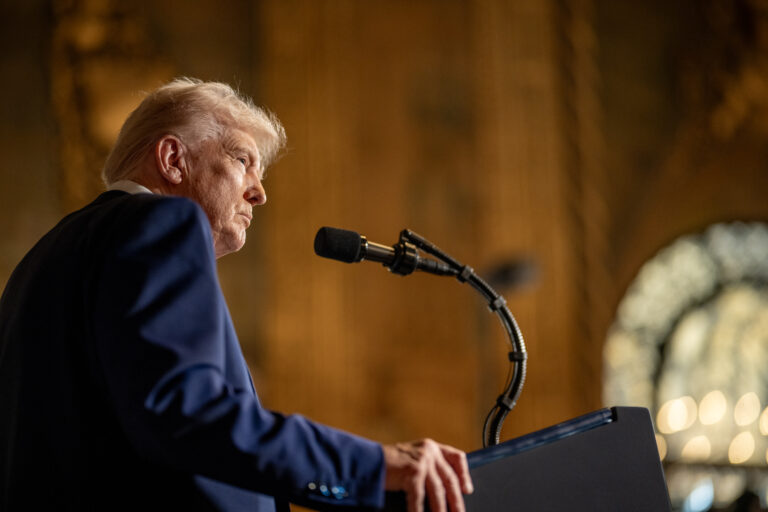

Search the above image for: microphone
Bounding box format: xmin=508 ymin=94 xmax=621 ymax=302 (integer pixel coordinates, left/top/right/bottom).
xmin=313 ymin=227 xmax=455 ymax=276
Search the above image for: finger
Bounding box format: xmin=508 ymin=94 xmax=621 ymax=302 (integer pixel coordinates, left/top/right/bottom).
xmin=425 ymin=467 xmax=448 ymax=512
xmin=439 ymin=444 xmax=473 ymax=494
xmin=435 ymin=456 xmax=465 ymax=512
xmin=408 ymin=473 xmax=426 ymax=512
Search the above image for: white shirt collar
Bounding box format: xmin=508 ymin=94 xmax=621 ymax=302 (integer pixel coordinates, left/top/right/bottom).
xmin=107 ymin=180 xmax=153 ymax=195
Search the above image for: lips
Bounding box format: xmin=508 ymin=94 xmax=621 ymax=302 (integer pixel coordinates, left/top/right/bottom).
xmin=239 ymin=212 xmax=252 ymax=226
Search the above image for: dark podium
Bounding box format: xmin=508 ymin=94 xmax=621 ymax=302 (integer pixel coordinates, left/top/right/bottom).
xmin=385 ymin=406 xmax=671 ymax=511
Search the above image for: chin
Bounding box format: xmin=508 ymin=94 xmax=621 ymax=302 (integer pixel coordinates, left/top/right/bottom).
xmin=232 ymin=232 xmax=248 ymax=252
xmin=214 ymin=233 xmax=247 ymax=259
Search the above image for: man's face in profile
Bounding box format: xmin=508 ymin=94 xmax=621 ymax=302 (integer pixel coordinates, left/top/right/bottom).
xmin=184 ymin=127 xmax=266 ymax=258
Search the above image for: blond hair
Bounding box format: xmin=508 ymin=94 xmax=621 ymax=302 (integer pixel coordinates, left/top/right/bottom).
xmin=102 ymin=78 xmax=286 ymax=185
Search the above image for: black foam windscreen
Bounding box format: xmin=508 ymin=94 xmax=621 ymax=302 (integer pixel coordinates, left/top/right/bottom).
xmin=314 ymin=227 xmax=363 ymax=263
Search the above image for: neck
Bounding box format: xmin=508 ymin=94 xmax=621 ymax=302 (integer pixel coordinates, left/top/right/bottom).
xmin=123 ymin=168 xmax=175 ymax=196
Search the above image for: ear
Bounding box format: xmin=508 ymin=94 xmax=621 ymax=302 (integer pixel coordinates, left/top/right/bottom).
xmin=154 ymin=135 xmax=187 ymax=185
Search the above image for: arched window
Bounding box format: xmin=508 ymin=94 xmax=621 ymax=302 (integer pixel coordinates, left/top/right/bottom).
xmin=604 ymin=222 xmax=768 ymax=510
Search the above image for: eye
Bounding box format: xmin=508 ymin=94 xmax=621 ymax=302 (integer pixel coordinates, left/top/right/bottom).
xmin=237 ymin=157 xmax=248 ymax=167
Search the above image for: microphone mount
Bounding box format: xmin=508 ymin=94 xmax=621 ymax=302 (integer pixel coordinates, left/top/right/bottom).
xmin=360 ymin=236 xmax=419 ymax=276
xmin=363 ymin=232 xmax=457 ymax=277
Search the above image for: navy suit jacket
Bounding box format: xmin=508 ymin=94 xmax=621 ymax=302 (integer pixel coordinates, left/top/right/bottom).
xmin=0 ymin=191 xmax=385 ymax=511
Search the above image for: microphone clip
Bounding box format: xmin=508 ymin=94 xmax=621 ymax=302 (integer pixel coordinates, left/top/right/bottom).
xmin=388 ymin=235 xmax=420 ymax=276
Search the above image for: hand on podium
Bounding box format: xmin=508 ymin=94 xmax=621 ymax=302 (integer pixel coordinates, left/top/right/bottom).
xmin=383 ymin=439 xmax=474 ymax=512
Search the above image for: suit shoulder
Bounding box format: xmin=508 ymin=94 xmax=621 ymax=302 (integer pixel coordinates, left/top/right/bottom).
xmin=77 ymin=193 xmax=215 ymax=266
xmin=81 ymin=193 xmax=206 ymax=239
xmin=116 ymin=195 xmax=211 ymax=247
xmin=108 ymin=193 xmax=206 ymax=226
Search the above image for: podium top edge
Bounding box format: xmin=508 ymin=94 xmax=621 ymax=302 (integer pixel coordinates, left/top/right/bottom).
xmin=468 ymin=407 xmax=619 ymax=469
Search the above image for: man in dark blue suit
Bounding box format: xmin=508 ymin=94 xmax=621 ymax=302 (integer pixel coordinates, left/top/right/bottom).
xmin=0 ymin=79 xmax=472 ymax=511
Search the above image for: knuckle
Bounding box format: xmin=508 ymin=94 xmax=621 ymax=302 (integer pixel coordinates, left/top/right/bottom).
xmin=425 ymin=439 xmax=441 ymax=455
xmin=420 ymin=438 xmax=435 ymax=449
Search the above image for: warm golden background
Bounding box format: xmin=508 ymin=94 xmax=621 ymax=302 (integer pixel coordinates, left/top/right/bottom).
xmin=4 ymin=0 xmax=768 ymax=509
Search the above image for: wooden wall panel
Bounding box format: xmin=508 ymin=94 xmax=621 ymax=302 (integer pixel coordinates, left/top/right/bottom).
xmin=0 ymin=0 xmax=60 ymax=291
xmin=255 ymin=0 xmax=584 ymax=450
xmin=471 ymin=0 xmax=584 ymax=436
xmin=256 ymin=1 xmax=484 ymax=447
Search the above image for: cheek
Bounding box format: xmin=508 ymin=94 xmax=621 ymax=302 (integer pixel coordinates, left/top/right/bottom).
xmin=204 ymin=185 xmax=238 ymax=220
xmin=192 ymin=172 xmax=244 ymax=229
xmin=213 ymin=176 xmax=244 ymax=203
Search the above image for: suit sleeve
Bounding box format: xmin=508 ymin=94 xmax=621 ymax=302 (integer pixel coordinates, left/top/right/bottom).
xmin=89 ymin=197 xmax=385 ymax=510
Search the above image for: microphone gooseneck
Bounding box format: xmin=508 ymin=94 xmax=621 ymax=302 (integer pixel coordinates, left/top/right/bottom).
xmin=313 ymin=226 xmax=527 ymax=447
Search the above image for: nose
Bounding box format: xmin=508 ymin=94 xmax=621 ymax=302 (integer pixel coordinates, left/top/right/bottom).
xmin=245 ymin=178 xmax=267 ymax=206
